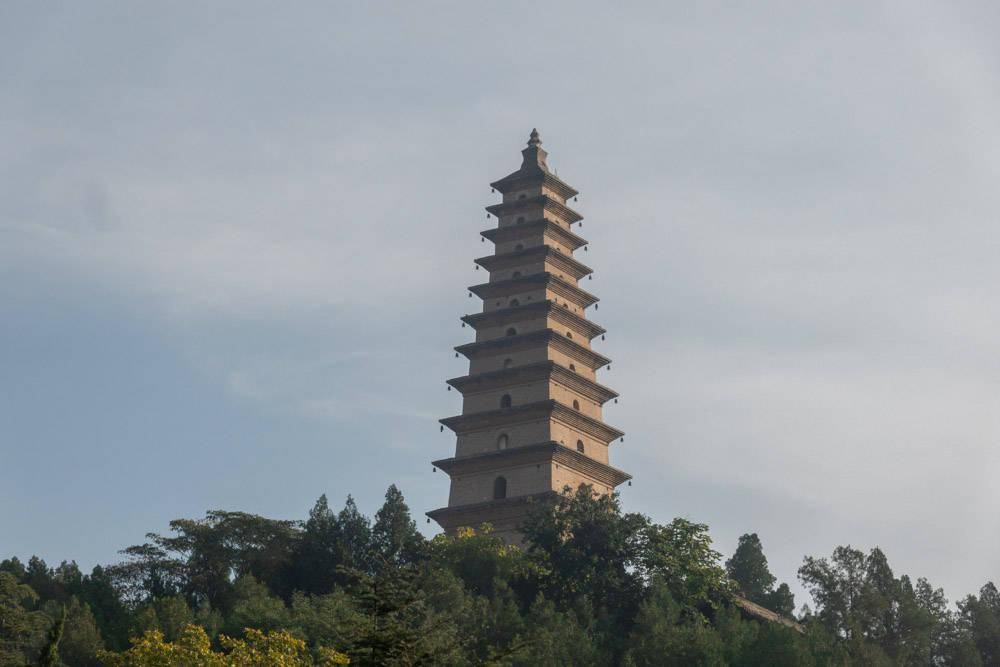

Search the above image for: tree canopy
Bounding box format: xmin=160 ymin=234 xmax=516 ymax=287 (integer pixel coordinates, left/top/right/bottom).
xmin=1 ymin=484 xmax=996 ymax=665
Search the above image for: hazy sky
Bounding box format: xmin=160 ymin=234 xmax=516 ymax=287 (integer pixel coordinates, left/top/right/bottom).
xmin=2 ymin=2 xmax=999 ymax=607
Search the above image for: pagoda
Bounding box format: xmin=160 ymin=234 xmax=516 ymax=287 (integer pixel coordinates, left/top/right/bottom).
xmin=427 ymin=130 xmax=631 ymax=545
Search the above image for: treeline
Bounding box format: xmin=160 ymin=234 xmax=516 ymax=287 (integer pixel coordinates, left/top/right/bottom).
xmin=1 ymin=485 xmax=998 ymax=665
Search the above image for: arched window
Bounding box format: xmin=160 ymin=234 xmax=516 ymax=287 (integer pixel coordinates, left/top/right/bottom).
xmin=494 ymin=476 xmax=507 ymax=499
xmin=497 ymin=434 xmax=509 ymax=450
xmin=500 ymin=394 xmax=512 ymax=409
xmin=503 ymin=358 xmax=514 ymax=368
xmin=505 ymin=327 xmax=517 ymax=336
xmin=572 ymin=399 xmax=580 ymax=411
xmin=516 ymin=216 xmax=525 ymax=224
xmin=576 ymin=440 xmax=585 ymax=453
xmin=515 ymin=243 xmax=524 ymax=251
xmin=509 ymin=298 xmax=520 ymax=307
xmin=569 ymin=363 xmax=576 ymax=371
xmin=512 ymin=271 xmax=522 ymax=278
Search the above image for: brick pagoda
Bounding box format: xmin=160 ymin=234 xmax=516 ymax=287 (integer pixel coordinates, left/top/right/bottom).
xmin=427 ymin=130 xmax=630 ymax=544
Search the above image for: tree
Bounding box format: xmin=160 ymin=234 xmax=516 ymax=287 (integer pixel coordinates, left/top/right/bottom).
xmin=222 ymin=576 xmax=292 ymax=637
xmin=726 ymin=533 xmax=795 ymax=617
xmin=623 ymin=582 xmax=725 ymax=666
xmin=289 ymin=495 xmax=342 ymax=596
xmin=798 ymin=545 xmax=867 ymax=641
xmin=133 ymin=595 xmax=195 ymax=642
xmin=78 ymin=565 xmax=129 ymax=650
xmin=340 ymin=565 xmax=464 ymax=665
xmin=0 ymin=572 xmax=46 ymax=665
xmin=99 ymin=624 xmax=349 ymax=666
xmin=0 ymin=558 xmax=27 ymax=582
xmin=767 ymin=583 xmax=796 ymax=618
xmin=371 ymin=485 xmax=424 ymax=569
xmin=641 ymin=517 xmax=734 ymax=613
xmin=36 ymin=604 xmax=64 ymax=667
xmin=522 ymin=485 xmax=733 ymax=661
xmin=114 ymin=511 xmax=299 ymax=612
xmin=522 ymin=484 xmax=648 ymax=650
xmin=290 ymin=589 xmax=368 ymax=657
xmin=517 ymin=596 xmax=604 ymax=665
xmin=46 ymin=598 xmax=104 ymax=667
xmin=726 ymin=534 xmax=776 ymax=603
xmin=799 ymin=545 xmax=957 ymax=663
xmin=958 ymin=582 xmax=1000 ymax=664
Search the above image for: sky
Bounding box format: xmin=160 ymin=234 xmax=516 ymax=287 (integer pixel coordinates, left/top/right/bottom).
xmin=2 ymin=1 xmax=999 ymax=608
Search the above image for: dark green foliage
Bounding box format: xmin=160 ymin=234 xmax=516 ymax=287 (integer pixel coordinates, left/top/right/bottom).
xmin=727 ymin=534 xmax=776 ymax=602
xmin=40 ymin=598 xmax=104 ymax=667
xmin=727 ymin=533 xmax=796 ymax=618
xmin=371 ymin=485 xmax=424 ymax=569
xmin=958 ymin=582 xmax=1000 ymax=664
xmin=36 ymin=604 xmax=63 ymax=667
xmin=0 ymin=571 xmax=47 ymax=665
xmin=133 ymin=595 xmax=195 ymax=642
xmin=797 ymin=544 xmax=981 ymax=665
xmin=623 ymin=583 xmax=725 ymax=665
xmin=4 ymin=484 xmax=1000 ymax=664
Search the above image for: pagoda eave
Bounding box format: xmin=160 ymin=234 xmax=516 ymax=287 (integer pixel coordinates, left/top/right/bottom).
xmin=433 ymin=441 xmax=632 ymax=488
xmin=426 ymin=491 xmax=557 ymax=534
xmin=446 ymin=360 xmax=619 ymax=404
xmin=490 ymin=170 xmax=579 ymax=200
xmin=461 ymin=301 xmax=606 ymax=340
xmin=481 ymin=219 xmax=588 ymax=251
xmin=468 ymin=272 xmax=599 ymax=309
xmin=440 ymin=399 xmax=625 ymax=443
xmin=485 ymin=195 xmax=583 ymax=223
xmin=474 ymin=246 xmax=593 ymax=280
xmin=454 ymin=330 xmax=611 ymax=370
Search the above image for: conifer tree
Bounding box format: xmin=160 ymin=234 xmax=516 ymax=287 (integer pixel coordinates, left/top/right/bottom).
xmin=726 ymin=533 xmax=795 ymax=616
xmin=371 ymin=485 xmax=423 ymax=569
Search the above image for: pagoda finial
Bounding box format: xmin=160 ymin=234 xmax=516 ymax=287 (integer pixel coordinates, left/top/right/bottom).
xmin=527 ymin=128 xmax=542 ymax=147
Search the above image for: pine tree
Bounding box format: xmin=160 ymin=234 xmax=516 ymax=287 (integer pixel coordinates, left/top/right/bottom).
xmin=726 ymin=534 xmax=776 ymax=603
xmin=727 ymin=533 xmax=795 ymax=617
xmin=371 ymin=485 xmax=423 ymax=569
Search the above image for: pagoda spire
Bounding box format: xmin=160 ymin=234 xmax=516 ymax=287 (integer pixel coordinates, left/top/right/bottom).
xmin=428 ymin=132 xmax=629 ymax=545
xmin=516 ymin=127 xmax=550 ymax=175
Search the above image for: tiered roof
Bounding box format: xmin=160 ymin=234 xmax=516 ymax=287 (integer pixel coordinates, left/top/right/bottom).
xmin=428 ymin=130 xmax=630 ymax=541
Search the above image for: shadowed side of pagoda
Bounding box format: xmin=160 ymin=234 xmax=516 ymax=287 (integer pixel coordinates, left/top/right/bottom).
xmin=428 ymin=130 xmax=630 ymax=545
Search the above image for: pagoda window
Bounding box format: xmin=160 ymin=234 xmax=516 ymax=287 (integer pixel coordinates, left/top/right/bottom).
xmin=573 ymin=399 xmax=580 ymax=410
xmin=509 ymin=298 xmax=520 ymax=307
xmin=493 ymin=476 xmax=507 ymax=499
xmin=503 ymin=358 xmax=513 ymax=368
xmin=505 ymin=327 xmax=517 ymax=336
xmin=500 ymin=394 xmax=512 ymax=409
xmin=576 ymin=440 xmax=585 ymax=453
xmin=497 ymin=434 xmax=509 ymax=450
